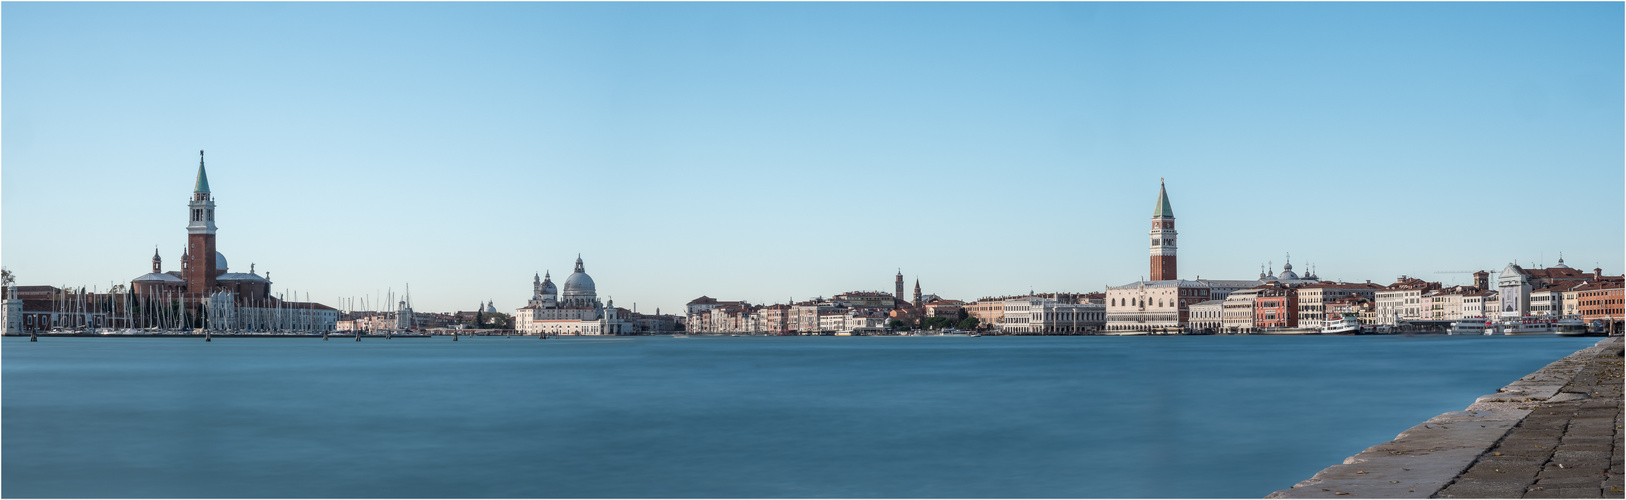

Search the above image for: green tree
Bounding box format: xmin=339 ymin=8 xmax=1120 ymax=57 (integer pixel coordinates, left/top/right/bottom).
xmin=923 ymin=316 xmax=952 ymax=330
xmin=956 ymin=317 xmax=980 ymax=330
xmin=888 ymin=319 xmax=910 ymax=332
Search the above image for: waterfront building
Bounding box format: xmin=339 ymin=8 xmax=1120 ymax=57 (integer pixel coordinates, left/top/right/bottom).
xmin=997 ymin=296 xmax=1104 ymax=334
xmin=964 ymin=298 xmax=1006 ymax=329
xmin=686 ymin=296 xmax=721 ymax=316
xmin=753 ymin=304 xmax=791 ymax=334
xmin=1562 ymin=286 xmax=1584 ymax=317
xmin=1496 ymin=259 xmax=1592 ymax=319
xmin=1295 ymin=282 xmax=1383 ymax=325
xmin=1193 ymin=279 xmax=1262 ymax=302
xmin=845 ymin=309 xmax=889 ymax=335
xmin=514 ymin=256 xmax=633 ymax=335
xmin=1464 ymin=291 xmax=1496 ymax=320
xmin=1575 ymin=278 xmax=1624 ymax=326
xmin=1374 ymin=276 xmax=1440 ymax=325
xmin=4 ymin=286 xmax=120 ymax=332
xmin=1104 ymin=279 xmax=1209 ymax=333
xmin=1326 ymin=295 xmax=1376 ymax=325
xmin=1527 ymin=284 xmax=1571 ymax=317
xmin=793 ymin=301 xmax=843 ymax=334
xmin=1221 ymin=287 xmax=1266 ymax=334
xmin=1187 ymin=299 xmax=1225 ymax=332
xmin=923 ymin=299 xmax=964 ymax=319
xmin=1253 ymin=284 xmax=1298 ymax=329
xmin=631 ymin=311 xmax=681 ymax=334
xmin=2 ymin=286 xmax=18 ymax=334
xmin=1419 ymin=285 xmax=1493 ymax=321
xmin=833 ymin=291 xmax=894 ymax=309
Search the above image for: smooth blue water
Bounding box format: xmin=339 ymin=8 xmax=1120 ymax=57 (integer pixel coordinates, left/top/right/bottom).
xmin=1 ymin=335 xmax=1597 ymax=498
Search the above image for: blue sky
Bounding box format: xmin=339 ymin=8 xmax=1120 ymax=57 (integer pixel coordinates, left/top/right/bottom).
xmin=4 ymin=2 xmax=1622 ymax=314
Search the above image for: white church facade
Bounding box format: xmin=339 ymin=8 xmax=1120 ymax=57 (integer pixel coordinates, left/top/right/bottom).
xmin=514 ymin=256 xmax=633 ymax=336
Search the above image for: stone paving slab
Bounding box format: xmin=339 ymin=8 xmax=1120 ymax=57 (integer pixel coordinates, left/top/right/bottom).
xmin=1270 ymin=337 xmax=1624 ymax=499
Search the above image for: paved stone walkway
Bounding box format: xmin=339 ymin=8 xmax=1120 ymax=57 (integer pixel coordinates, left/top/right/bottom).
xmin=1270 ymin=337 xmax=1624 ymax=499
xmin=1437 ymin=337 xmax=1623 ymax=498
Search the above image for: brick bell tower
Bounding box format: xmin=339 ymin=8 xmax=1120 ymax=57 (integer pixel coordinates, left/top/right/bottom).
xmin=184 ymin=150 xmax=218 ymax=296
xmin=1150 ymin=178 xmax=1176 ymax=281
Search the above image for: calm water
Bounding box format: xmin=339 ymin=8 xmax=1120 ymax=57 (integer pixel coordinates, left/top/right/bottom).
xmin=1 ymin=334 xmax=1596 ymax=498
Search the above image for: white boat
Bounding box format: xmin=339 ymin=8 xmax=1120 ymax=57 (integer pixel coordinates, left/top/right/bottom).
xmin=1502 ymin=316 xmax=1558 ymax=335
xmin=1448 ymin=318 xmax=1491 ymax=336
xmin=1099 ymin=330 xmax=1149 ymax=336
xmin=1554 ymin=318 xmax=1592 ymax=337
xmin=1321 ymin=313 xmax=1362 ymax=335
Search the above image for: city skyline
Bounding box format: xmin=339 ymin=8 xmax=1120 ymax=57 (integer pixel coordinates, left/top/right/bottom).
xmin=3 ymin=2 xmax=1622 ymax=313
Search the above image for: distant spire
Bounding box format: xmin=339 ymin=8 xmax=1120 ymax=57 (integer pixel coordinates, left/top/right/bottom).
xmin=1152 ymin=179 xmax=1173 ymax=217
xmin=194 ymin=150 xmax=211 ymax=194
xmin=574 ymin=254 xmax=585 ymax=273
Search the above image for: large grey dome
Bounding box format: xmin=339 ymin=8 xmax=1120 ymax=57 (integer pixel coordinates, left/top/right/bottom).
xmin=563 ymin=272 xmax=595 ymax=294
xmin=560 ymin=255 xmax=598 ymax=307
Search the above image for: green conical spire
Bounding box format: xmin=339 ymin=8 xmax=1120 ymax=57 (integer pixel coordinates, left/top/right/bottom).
xmin=194 ymin=150 xmax=211 ymax=194
xmin=1152 ymin=178 xmax=1172 ymax=217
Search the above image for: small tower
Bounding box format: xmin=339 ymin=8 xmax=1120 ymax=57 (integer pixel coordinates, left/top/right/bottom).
xmin=913 ymin=278 xmax=923 ymax=309
xmin=152 ymin=247 xmax=163 ymax=273
xmin=184 ymin=150 xmax=218 ymax=296
xmin=1473 ymin=270 xmax=1490 ymax=290
xmin=1149 ymin=178 xmax=1177 ymax=281
xmin=895 ymin=269 xmax=904 ymax=305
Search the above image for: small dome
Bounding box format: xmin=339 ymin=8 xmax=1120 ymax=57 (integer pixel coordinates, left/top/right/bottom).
xmin=1279 ymin=270 xmax=1300 ymax=281
xmin=215 ymin=251 xmax=228 ymax=272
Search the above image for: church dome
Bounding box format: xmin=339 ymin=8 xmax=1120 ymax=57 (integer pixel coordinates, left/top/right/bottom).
xmin=564 ymin=272 xmax=595 ymax=294
xmin=215 ymin=251 xmax=228 ymax=272
xmin=560 ymin=255 xmax=597 ymax=305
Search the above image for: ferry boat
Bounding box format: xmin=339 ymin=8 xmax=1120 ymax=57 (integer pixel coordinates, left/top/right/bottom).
xmin=1321 ymin=313 xmax=1362 ymax=335
xmin=1502 ymin=316 xmax=1559 ymax=335
xmin=1448 ymin=318 xmax=1491 ymax=336
xmin=1554 ymin=318 xmax=1593 ymax=337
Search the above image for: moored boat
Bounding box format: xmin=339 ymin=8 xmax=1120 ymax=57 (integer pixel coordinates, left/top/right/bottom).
xmin=1502 ymin=316 xmax=1559 ymax=335
xmin=1321 ymin=313 xmax=1362 ymax=335
xmin=1554 ymin=318 xmax=1595 ymax=337
xmin=1447 ymin=318 xmax=1491 ymax=336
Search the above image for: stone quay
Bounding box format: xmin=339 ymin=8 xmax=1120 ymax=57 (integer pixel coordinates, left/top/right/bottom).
xmin=1269 ymin=336 xmax=1623 ymax=499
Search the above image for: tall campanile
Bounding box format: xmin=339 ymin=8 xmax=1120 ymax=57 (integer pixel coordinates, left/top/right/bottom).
xmin=185 ymin=151 xmax=218 ymax=296
xmin=894 ymin=269 xmax=904 ymax=304
xmin=1149 ymin=178 xmax=1176 ymax=281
